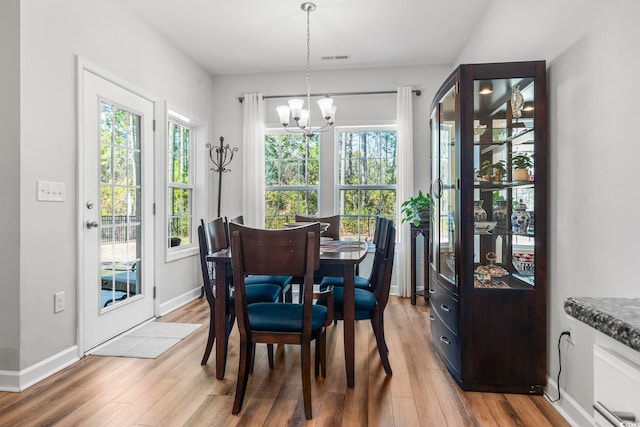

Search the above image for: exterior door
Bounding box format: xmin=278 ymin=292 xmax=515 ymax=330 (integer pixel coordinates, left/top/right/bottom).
xmin=81 ymin=69 xmax=155 ymax=351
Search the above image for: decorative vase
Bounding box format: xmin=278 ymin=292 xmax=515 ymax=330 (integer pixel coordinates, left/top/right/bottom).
xmin=474 ymin=200 xmax=487 ymax=222
xmin=493 ymin=200 xmax=508 ymax=229
xmin=511 ymin=84 xmax=524 ymax=119
xmin=511 ymin=200 xmax=531 ymax=234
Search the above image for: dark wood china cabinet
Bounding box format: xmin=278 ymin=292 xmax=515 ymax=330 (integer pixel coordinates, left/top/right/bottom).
xmin=429 ymin=61 xmax=547 ymax=393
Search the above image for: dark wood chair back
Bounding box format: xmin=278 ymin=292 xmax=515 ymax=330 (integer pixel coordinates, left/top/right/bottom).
xmin=201 ymin=217 xmax=228 ymax=253
xmin=229 ymin=221 xmax=324 ymax=419
xmin=295 ymin=214 xmax=340 ymax=240
xmin=372 ymin=222 xmax=396 ymax=310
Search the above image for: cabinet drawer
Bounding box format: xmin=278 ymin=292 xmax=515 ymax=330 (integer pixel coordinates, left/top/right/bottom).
xmin=430 ymin=308 xmax=460 ymax=375
xmin=429 ymin=281 xmax=459 ymax=335
xmin=594 ymin=344 xmax=640 ymax=426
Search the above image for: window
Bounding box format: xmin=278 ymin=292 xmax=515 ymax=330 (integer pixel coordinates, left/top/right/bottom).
xmin=337 ymin=127 xmax=397 ymax=241
xmin=264 ymin=131 xmax=319 ymax=229
xmin=167 ymin=115 xmax=193 ymax=250
xmin=263 ymin=126 xmax=397 ymax=242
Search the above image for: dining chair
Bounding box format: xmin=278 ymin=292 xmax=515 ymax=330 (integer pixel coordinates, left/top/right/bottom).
xmin=224 ymin=215 xmax=294 ymax=302
xmin=197 ymin=222 xmax=282 ymax=366
xmin=295 ymin=214 xmax=341 ymax=240
xmin=320 ymin=221 xmax=396 ymax=375
xmin=319 ymin=216 xmax=390 ymax=292
xmin=229 ymin=222 xmax=328 ymax=420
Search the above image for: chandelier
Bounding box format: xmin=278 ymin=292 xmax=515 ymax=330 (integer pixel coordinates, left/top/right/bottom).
xmin=276 ymin=2 xmax=336 ymax=138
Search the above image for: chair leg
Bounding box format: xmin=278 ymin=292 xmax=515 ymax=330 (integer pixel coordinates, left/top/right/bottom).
xmin=250 ymin=343 xmax=257 ymax=373
xmin=232 ymin=337 xmax=252 ymax=415
xmin=267 ymin=344 xmax=275 ymax=369
xmin=318 ymin=330 xmax=327 ymax=377
xmin=201 ymin=308 xmax=216 ymax=365
xmin=284 ymin=286 xmax=293 ymax=303
xmin=301 ymin=341 xmax=313 ymax=420
xmin=372 ymin=312 xmax=392 ymax=375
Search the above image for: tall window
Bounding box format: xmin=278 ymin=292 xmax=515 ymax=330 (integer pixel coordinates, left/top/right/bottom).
xmin=264 ymin=131 xmax=319 ymax=229
xmin=338 ymin=127 xmax=397 ymax=241
xmin=167 ymin=117 xmax=193 ymax=249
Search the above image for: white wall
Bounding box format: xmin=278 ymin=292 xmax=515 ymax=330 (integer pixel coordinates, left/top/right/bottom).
xmin=456 ymin=0 xmax=640 ymax=424
xmin=210 ymin=66 xmax=451 ymax=219
xmin=9 ymin=0 xmax=213 ymax=374
xmin=0 ymin=0 xmax=21 ymax=371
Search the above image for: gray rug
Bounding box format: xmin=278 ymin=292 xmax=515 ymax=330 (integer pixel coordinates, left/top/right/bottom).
xmin=91 ymin=322 xmax=200 ymax=359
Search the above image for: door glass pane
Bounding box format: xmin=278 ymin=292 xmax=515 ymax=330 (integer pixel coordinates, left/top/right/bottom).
xmin=439 ymin=87 xmax=457 ymax=285
xmin=99 ymin=102 xmax=142 ymax=310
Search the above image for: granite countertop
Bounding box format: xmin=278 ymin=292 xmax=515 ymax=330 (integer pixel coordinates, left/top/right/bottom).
xmin=564 ymin=297 xmax=640 ymax=352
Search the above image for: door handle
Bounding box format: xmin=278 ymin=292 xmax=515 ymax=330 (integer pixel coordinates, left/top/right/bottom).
xmin=86 ymin=220 xmax=99 ymax=229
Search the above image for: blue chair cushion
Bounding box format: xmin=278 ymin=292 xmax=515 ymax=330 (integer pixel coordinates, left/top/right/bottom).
xmin=247 ymin=303 xmax=327 ymax=332
xmin=320 ymin=275 xmax=370 ymax=290
xmin=241 ymin=284 xmax=282 ymax=304
xmin=244 ymin=275 xmax=293 ymax=288
xmin=331 ymin=287 xmax=377 ymax=320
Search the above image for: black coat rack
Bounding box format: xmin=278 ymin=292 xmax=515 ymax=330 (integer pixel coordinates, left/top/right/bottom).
xmin=207 ymin=136 xmax=238 ymax=218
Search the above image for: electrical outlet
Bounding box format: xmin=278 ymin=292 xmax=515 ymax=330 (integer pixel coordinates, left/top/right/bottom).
xmin=567 ymin=319 xmax=575 ymax=345
xmin=54 ymin=292 xmax=65 ymax=313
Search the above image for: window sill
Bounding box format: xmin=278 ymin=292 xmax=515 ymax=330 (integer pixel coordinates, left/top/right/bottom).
xmin=166 ymin=245 xmax=198 ymax=263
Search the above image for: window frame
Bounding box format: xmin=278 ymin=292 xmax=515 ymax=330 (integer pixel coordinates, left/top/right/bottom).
xmin=264 ymin=128 xmax=321 ymax=228
xmin=334 ymin=125 xmax=398 ymax=242
xmin=165 ymin=107 xmax=201 ymax=261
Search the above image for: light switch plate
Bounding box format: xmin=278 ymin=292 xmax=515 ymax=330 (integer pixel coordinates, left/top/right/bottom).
xmin=37 ymin=180 xmax=65 ymax=202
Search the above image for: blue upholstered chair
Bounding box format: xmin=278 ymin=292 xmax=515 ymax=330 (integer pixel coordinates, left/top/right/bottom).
xmin=321 ymin=221 xmax=396 ymax=375
xmin=225 ymin=215 xmax=294 ymax=302
xmin=320 ymin=216 xmax=390 ymax=292
xmin=229 ymin=222 xmax=329 ymax=420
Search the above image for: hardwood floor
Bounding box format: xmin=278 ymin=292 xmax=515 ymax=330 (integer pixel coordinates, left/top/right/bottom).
xmin=0 ymin=297 xmax=568 ymax=426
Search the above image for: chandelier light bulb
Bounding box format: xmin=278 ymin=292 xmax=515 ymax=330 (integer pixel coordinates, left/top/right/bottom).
xmin=288 ymin=99 xmax=305 ymax=120
xmin=298 ymin=109 xmax=310 ymax=127
xmin=317 ymin=97 xmax=334 ymax=120
xmin=276 ymin=105 xmax=291 ymax=126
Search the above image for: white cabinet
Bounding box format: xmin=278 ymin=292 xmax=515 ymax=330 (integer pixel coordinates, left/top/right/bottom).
xmin=594 ymin=334 xmax=640 ymax=426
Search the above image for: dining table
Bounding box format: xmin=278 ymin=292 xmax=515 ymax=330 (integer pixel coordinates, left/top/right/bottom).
xmin=207 ymin=238 xmax=368 ymax=388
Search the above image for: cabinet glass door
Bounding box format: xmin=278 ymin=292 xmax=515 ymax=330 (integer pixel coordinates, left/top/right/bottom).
xmin=472 ymin=78 xmax=536 ymax=289
xmin=433 ymin=85 xmax=458 ymax=286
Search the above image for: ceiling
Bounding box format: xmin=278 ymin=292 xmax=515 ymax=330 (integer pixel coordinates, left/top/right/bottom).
xmin=117 ymin=0 xmax=492 ymax=75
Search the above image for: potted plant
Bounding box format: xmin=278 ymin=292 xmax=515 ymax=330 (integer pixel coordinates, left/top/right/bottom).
xmin=512 ymin=153 xmax=533 ymax=181
xmin=401 ymin=191 xmax=432 ymax=226
xmin=478 ymin=160 xmax=506 ymax=182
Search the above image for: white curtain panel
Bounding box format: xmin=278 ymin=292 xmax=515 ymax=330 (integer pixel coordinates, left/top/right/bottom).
xmin=396 ymin=86 xmax=415 ymax=298
xmin=241 ymin=93 xmax=266 ymax=228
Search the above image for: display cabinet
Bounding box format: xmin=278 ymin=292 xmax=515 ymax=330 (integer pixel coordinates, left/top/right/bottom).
xmin=428 ymin=61 xmax=547 ymax=393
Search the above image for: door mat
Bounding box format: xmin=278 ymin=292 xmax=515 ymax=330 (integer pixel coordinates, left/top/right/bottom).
xmin=90 ymin=322 xmax=200 ymax=359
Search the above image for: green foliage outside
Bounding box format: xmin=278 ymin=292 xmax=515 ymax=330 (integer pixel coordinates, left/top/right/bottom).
xmin=167 ymin=121 xmax=192 ymax=245
xmin=263 ymin=129 xmax=397 ymax=241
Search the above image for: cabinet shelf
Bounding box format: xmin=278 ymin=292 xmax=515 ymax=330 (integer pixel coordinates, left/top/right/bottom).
xmin=474 ymin=181 xmax=534 ymax=190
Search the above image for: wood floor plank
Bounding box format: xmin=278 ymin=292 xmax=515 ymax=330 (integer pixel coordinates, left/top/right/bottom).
xmin=0 ymin=297 xmax=569 ymax=426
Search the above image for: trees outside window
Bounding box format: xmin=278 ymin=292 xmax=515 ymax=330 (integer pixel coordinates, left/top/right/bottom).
xmin=264 ymin=132 xmax=319 ymax=229
xmin=338 ymin=128 xmax=397 ymax=241
xmin=167 ymin=117 xmax=193 ymax=249
xmin=263 ymin=126 xmax=396 ymax=241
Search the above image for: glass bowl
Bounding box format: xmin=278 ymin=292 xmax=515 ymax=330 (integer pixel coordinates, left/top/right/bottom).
xmin=512 ymin=259 xmax=534 ymax=276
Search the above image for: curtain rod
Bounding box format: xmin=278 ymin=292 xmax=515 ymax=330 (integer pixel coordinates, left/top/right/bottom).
xmin=237 ymin=89 xmax=421 ymax=103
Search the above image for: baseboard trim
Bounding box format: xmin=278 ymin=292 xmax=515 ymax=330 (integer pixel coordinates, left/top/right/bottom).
xmin=0 ymin=346 xmax=79 ymax=392
xmin=546 ymin=375 xmax=593 ymax=426
xmin=158 ymin=286 xmax=202 ymax=316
